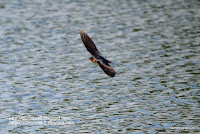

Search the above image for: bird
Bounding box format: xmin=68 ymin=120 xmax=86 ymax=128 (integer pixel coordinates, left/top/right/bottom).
xmin=80 ymin=30 xmax=116 ymax=77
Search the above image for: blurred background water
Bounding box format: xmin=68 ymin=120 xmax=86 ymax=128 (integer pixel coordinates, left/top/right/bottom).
xmin=0 ymin=0 xmax=199 ymax=133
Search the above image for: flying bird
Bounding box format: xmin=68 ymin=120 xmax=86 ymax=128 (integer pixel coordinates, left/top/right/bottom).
xmin=80 ymin=30 xmax=116 ymax=77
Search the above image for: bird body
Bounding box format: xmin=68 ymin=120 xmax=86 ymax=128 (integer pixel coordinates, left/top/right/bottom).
xmin=80 ymin=30 xmax=116 ymax=77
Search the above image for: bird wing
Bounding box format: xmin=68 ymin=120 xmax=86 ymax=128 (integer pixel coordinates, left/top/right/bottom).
xmin=97 ymin=61 xmax=116 ymax=77
xmin=80 ymin=30 xmax=102 ymax=57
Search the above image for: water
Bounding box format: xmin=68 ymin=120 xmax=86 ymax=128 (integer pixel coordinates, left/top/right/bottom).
xmin=0 ymin=0 xmax=199 ymax=133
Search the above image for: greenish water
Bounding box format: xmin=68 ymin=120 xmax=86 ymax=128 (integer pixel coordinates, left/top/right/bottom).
xmin=0 ymin=0 xmax=199 ymax=133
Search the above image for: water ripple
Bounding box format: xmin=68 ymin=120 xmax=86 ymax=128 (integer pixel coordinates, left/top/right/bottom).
xmin=0 ymin=0 xmax=200 ymax=133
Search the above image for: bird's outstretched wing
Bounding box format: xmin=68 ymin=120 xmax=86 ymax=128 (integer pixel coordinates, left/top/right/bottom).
xmin=80 ymin=30 xmax=102 ymax=57
xmin=97 ymin=61 xmax=116 ymax=77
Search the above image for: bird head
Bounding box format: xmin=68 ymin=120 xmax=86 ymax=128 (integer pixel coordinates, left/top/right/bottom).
xmin=89 ymin=57 xmax=97 ymax=63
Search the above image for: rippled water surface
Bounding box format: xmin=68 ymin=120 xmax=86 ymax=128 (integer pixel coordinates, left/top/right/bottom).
xmin=0 ymin=0 xmax=200 ymax=133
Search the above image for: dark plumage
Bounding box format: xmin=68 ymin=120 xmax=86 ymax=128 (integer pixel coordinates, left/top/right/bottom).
xmin=80 ymin=30 xmax=116 ymax=77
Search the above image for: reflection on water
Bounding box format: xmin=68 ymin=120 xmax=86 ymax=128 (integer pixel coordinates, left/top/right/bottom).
xmin=0 ymin=0 xmax=199 ymax=133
